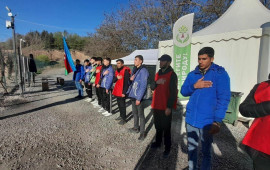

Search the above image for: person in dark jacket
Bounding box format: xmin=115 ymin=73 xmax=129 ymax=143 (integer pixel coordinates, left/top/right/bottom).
xmin=83 ymin=59 xmax=92 ymax=102
xmin=239 ymin=74 xmax=270 ymax=170
xmin=180 ymin=47 xmax=231 ymax=170
xmin=127 ymin=55 xmax=149 ymax=141
xmin=28 ymin=54 xmax=37 ymax=84
xmin=73 ymin=59 xmax=85 ymax=98
xmin=112 ymin=59 xmax=131 ymax=125
xmin=150 ymin=54 xmax=178 ymax=158
xmin=98 ymin=57 xmax=114 ymax=116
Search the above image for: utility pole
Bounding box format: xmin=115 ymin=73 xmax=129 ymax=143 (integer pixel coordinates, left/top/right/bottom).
xmin=5 ymin=6 xmax=18 ymax=84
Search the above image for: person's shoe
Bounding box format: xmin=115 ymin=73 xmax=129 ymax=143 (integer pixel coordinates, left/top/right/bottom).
xmin=138 ymin=133 xmax=147 ymax=141
xmin=163 ymin=149 xmax=170 ymax=158
xmin=128 ymin=127 xmax=140 ymax=134
xmin=85 ymin=98 xmax=91 ymax=102
xmin=102 ymin=111 xmax=109 ymax=115
xmin=104 ymin=112 xmax=112 ymax=117
xmin=151 ymin=142 xmax=161 ymax=149
xmin=75 ymin=95 xmax=81 ymax=98
xmin=115 ymin=116 xmax=122 ymax=121
xmin=94 ymin=105 xmax=100 ymax=109
xmin=98 ymin=108 xmax=105 ymax=113
xmin=118 ymin=120 xmax=127 ymax=125
xmin=91 ymin=100 xmax=97 ymax=104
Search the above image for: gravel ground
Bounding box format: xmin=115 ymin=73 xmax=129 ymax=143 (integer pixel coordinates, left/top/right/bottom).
xmin=0 ymin=67 xmax=253 ymax=170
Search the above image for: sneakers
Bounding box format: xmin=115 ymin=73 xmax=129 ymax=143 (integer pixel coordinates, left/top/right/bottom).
xmin=115 ymin=116 xmax=122 ymax=121
xmin=151 ymin=142 xmax=161 ymax=149
xmin=118 ymin=120 xmax=126 ymax=125
xmin=128 ymin=127 xmax=140 ymax=134
xmin=138 ymin=132 xmax=147 ymax=141
xmin=91 ymin=100 xmax=98 ymax=104
xmin=85 ymin=98 xmax=92 ymax=102
xmin=98 ymin=108 xmax=105 ymax=113
xmin=103 ymin=112 xmax=112 ymax=117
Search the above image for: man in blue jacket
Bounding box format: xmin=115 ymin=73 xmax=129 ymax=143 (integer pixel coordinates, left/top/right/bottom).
xmin=127 ymin=55 xmax=149 ymax=141
xmin=83 ymin=59 xmax=92 ymax=102
xmin=180 ymin=47 xmax=230 ymax=170
xmin=73 ymin=59 xmax=85 ymax=99
xmin=98 ymin=57 xmax=114 ymax=117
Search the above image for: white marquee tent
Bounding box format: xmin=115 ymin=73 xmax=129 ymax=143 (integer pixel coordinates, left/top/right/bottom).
xmin=111 ymin=49 xmax=159 ymax=65
xmin=159 ymin=0 xmax=270 ymax=112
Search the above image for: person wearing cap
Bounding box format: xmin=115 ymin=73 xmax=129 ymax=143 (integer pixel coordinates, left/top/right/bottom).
xmin=127 ymin=55 xmax=149 ymax=141
xmin=112 ymin=59 xmax=131 ymax=125
xmin=150 ymin=54 xmax=178 ymax=158
xmin=180 ymin=47 xmax=230 ymax=170
xmin=73 ymin=59 xmax=85 ymax=98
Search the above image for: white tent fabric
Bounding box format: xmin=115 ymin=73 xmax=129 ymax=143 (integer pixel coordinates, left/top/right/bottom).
xmin=111 ymin=49 xmax=159 ymax=65
xmin=158 ymin=0 xmax=270 ymax=110
xmin=194 ymin=0 xmax=270 ymax=36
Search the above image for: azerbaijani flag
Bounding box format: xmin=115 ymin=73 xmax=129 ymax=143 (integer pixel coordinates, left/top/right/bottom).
xmin=63 ymin=37 xmax=76 ymax=75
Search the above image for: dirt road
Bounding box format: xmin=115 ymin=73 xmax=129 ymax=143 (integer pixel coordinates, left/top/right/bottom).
xmin=0 ymin=67 xmax=252 ymax=170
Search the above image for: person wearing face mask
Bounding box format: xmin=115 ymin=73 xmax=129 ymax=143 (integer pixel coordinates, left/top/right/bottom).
xmin=150 ymin=54 xmax=178 ymax=158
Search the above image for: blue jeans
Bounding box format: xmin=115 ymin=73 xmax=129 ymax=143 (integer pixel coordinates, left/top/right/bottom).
xmin=186 ymin=123 xmax=213 ymax=170
xmin=75 ymin=81 xmax=83 ymax=96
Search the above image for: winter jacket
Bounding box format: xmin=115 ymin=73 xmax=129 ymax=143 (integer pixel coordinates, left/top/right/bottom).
xmin=83 ymin=65 xmax=92 ymax=83
xmin=73 ymin=64 xmax=84 ymax=82
xmin=90 ymin=64 xmax=97 ymax=84
xmin=151 ymin=66 xmax=178 ymax=109
xmin=180 ymin=63 xmax=231 ymax=128
xmin=100 ymin=65 xmax=114 ymax=90
xmin=240 ymin=80 xmax=270 ymax=156
xmin=239 ymin=81 xmax=270 ymax=118
xmin=29 ymin=58 xmax=37 ymax=73
xmin=127 ymin=65 xmax=149 ymax=101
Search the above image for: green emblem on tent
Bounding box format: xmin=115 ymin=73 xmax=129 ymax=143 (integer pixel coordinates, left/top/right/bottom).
xmin=176 ymin=26 xmax=189 ymax=44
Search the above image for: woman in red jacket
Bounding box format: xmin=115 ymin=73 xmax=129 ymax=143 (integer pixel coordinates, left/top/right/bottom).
xmin=239 ymin=74 xmax=270 ymax=170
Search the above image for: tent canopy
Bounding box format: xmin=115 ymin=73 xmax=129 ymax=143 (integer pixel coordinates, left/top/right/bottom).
xmin=111 ymin=49 xmax=159 ymax=65
xmin=194 ymin=0 xmax=270 ymax=37
xmin=158 ymin=0 xmax=270 ymax=108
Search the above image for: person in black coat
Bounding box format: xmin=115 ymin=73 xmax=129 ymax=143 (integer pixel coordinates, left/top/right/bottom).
xmin=29 ymin=54 xmax=37 ymax=84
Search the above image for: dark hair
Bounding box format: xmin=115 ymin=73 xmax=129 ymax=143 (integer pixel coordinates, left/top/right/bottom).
xmin=91 ymin=57 xmax=97 ymax=61
xmin=135 ymin=55 xmax=144 ymax=63
xmin=96 ymin=57 xmax=103 ymax=62
xmin=198 ymin=47 xmax=215 ymax=58
xmin=104 ymin=57 xmax=111 ymax=64
xmin=75 ymin=59 xmax=80 ymax=62
xmin=116 ymin=59 xmax=124 ymax=64
xmin=29 ymin=54 xmax=34 ymax=59
xmin=84 ymin=59 xmax=89 ymax=63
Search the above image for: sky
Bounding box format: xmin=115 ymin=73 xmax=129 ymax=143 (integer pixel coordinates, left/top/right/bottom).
xmin=0 ymin=0 xmax=129 ymax=42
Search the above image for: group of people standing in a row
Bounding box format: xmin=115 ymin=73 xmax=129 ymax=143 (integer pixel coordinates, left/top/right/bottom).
xmin=72 ymin=47 xmax=270 ymax=170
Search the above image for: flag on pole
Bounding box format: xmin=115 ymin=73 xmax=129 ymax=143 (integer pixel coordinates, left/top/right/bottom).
xmin=173 ymin=13 xmax=194 ymax=100
xmin=63 ymin=37 xmax=76 ymax=75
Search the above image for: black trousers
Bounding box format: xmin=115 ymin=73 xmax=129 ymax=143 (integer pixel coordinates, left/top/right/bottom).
xmin=117 ymin=97 xmax=126 ymax=120
xmin=96 ymin=87 xmax=102 ymax=105
xmin=101 ymin=88 xmax=112 ymax=113
xmin=85 ymin=83 xmax=92 ymax=98
xmin=153 ymin=109 xmax=172 ymax=151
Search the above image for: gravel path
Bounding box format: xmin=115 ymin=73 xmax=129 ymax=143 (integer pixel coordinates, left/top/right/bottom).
xmin=0 ymin=67 xmax=253 ymax=170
